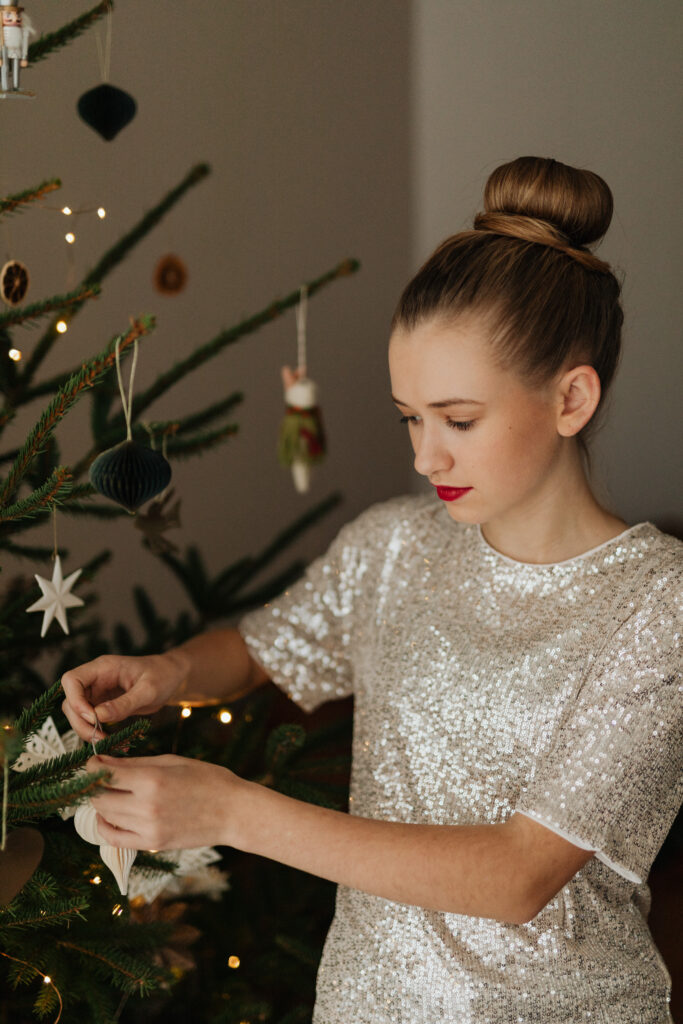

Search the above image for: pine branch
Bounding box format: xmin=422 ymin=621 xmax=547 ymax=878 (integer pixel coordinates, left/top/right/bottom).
xmin=0 ymin=285 xmax=100 ymax=332
xmin=248 ymin=491 xmax=342 ymax=573
xmin=164 ymin=423 xmax=239 ymax=459
xmin=7 ymin=769 xmax=110 ymax=822
xmin=0 ymin=466 xmax=72 ymax=522
xmin=60 ymin=500 xmax=128 ymax=519
xmin=221 ymin=562 xmax=305 ymax=617
xmin=28 ymin=0 xmax=113 ymax=65
xmin=10 ymin=719 xmax=150 ymax=791
xmin=173 ymin=392 xmax=244 ymax=435
xmin=55 ymin=940 xmax=167 ymax=994
xmin=82 ymin=163 xmax=211 ymax=288
xmin=0 ymin=179 xmax=61 ymax=217
xmin=13 ymin=680 xmax=64 ymax=740
xmin=274 ymin=933 xmax=322 ymax=970
xmin=0 ymin=899 xmax=88 ymax=931
xmin=0 ymin=540 xmax=55 ymax=560
xmin=117 ymin=258 xmax=360 ymax=426
xmin=19 ymin=164 xmax=208 ymax=389
xmin=0 ymin=316 xmax=154 ymax=505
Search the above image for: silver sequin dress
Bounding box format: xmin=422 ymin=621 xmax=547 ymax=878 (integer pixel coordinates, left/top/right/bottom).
xmin=239 ymin=495 xmax=683 ymax=1024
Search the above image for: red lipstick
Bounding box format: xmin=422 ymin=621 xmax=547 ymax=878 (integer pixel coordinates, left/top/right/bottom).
xmin=435 ymin=486 xmax=472 ymax=502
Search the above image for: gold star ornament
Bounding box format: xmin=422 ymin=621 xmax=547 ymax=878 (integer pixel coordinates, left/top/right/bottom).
xmin=26 ymin=555 xmax=84 ymax=637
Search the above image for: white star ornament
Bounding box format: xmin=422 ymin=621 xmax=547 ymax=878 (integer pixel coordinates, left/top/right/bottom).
xmin=26 ymin=555 xmax=84 ymax=636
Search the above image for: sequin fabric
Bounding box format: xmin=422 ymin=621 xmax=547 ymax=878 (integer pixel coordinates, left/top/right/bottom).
xmin=239 ymin=495 xmax=683 ymax=1024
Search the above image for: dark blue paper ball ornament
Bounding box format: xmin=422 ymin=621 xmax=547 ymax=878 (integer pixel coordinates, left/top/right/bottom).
xmin=89 ymin=440 xmax=171 ymax=513
xmin=77 ymin=84 xmax=137 ymax=141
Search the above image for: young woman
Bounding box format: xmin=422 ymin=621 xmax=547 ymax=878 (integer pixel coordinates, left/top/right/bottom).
xmin=62 ymin=156 xmax=682 ymax=1023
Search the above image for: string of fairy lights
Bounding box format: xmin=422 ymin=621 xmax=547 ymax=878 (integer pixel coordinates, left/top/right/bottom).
xmin=3 ymin=199 xmax=108 ymax=363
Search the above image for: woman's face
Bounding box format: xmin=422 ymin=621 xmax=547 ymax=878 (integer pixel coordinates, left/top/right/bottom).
xmin=388 ymin=316 xmax=568 ymax=530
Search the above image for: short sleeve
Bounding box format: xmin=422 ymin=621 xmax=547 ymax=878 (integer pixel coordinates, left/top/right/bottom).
xmin=238 ymin=501 xmax=393 ymax=712
xmin=517 ymin=576 xmax=682 ymax=884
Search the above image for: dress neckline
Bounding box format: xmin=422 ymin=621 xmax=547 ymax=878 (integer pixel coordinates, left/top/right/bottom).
xmin=474 ymin=521 xmax=652 ymax=569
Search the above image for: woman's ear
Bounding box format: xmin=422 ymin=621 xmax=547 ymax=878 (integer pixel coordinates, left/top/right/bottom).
xmin=556 ymin=365 xmax=601 ymax=437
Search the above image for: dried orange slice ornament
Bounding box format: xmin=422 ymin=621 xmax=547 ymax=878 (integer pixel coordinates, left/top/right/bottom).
xmin=1 ymin=260 xmax=29 ymax=306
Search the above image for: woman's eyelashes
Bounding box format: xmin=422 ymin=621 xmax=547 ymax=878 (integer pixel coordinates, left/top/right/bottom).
xmin=398 ymin=415 xmax=475 ymax=432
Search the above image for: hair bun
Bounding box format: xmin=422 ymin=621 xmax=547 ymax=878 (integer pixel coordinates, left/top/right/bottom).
xmin=481 ymin=156 xmax=613 ymax=248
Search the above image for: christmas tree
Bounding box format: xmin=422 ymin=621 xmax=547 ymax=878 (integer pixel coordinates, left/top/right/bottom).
xmin=1 ymin=8 xmax=355 ymax=1023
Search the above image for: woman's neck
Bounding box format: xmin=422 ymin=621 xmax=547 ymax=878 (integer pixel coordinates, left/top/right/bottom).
xmin=479 ymin=449 xmax=629 ymax=565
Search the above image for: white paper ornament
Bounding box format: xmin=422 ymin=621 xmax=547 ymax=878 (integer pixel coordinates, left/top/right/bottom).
xmin=26 ymin=555 xmax=84 ymax=636
xmin=12 ymin=716 xmax=83 ymax=820
xmin=74 ymin=800 xmax=138 ymax=896
xmin=127 ymin=846 xmax=223 ymax=905
xmin=74 ymin=801 xmax=102 ymax=844
xmin=100 ymin=844 xmax=137 ymax=896
xmin=162 ymin=864 xmax=229 ymax=902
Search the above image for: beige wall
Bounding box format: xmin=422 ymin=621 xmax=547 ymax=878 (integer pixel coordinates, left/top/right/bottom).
xmin=4 ymin=1 xmax=681 ymax=642
xmin=2 ymin=1 xmax=413 ymax=633
xmin=412 ymin=0 xmax=683 ymax=534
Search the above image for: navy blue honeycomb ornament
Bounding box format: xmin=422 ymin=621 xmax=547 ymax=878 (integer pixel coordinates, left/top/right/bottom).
xmin=77 ymin=84 xmax=137 ymax=141
xmin=89 ymin=440 xmax=171 ymax=513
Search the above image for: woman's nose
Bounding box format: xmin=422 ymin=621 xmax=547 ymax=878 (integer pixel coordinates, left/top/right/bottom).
xmin=412 ymin=426 xmax=453 ymax=477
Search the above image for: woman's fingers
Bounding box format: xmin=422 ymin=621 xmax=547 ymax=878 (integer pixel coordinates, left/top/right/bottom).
xmin=85 ymin=754 xmax=233 ymax=851
xmin=94 ymin=812 xmax=140 ymax=849
xmin=62 ymin=657 xmax=126 ymax=739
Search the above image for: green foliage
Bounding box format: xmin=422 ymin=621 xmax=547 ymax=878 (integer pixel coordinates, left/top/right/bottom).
xmin=28 ymin=1 xmax=113 ymax=65
xmin=1 ymin=29 xmax=357 ymax=1017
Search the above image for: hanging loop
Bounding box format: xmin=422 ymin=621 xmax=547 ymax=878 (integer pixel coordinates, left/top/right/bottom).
xmin=115 ymin=336 xmax=139 ymax=441
xmin=295 ymin=284 xmax=308 ymax=375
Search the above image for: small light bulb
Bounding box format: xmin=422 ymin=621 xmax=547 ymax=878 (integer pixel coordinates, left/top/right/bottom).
xmin=97 ymin=207 xmax=106 ymax=219
xmin=219 ymin=709 xmax=232 ymax=724
xmin=43 ymin=975 xmax=52 ymax=985
xmin=112 ymin=903 xmax=123 ymax=916
xmin=180 ymin=706 xmax=192 ymax=719
xmin=8 ymin=348 xmax=21 ymax=361
xmin=90 ymin=875 xmax=102 ymax=885
xmin=62 ymin=206 xmax=72 ymax=215
xmin=56 ymin=320 xmax=68 ymax=334
xmin=228 ymin=955 xmax=240 ymax=969
xmin=65 ymin=232 xmax=76 ymax=244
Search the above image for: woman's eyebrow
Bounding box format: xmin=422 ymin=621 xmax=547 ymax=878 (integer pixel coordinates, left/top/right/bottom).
xmin=391 ymin=394 xmax=484 ymax=408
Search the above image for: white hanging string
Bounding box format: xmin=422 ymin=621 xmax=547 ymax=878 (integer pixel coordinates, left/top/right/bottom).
xmin=90 ymin=711 xmax=102 ymax=753
xmin=115 ymin=336 xmax=139 ymax=441
xmin=51 ymin=504 xmax=58 ymax=560
xmin=95 ymin=1 xmax=113 ymax=83
xmin=295 ymin=284 xmax=308 ymax=375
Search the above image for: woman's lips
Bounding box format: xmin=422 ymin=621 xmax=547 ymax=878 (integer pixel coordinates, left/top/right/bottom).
xmin=435 ymin=486 xmax=472 ymax=502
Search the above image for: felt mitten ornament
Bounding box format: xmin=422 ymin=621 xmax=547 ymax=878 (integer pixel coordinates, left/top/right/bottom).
xmin=277 ymin=285 xmax=326 ymax=493
xmin=278 ymin=367 xmax=326 ymax=493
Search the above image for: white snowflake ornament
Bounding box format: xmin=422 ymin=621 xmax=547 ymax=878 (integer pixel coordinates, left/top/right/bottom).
xmin=26 ymin=555 xmax=84 ymax=636
xmin=11 ymin=716 xmax=83 ymax=820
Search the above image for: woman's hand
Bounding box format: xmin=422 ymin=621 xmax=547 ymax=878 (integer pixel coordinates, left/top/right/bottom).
xmin=88 ymin=753 xmax=245 ymax=851
xmin=61 ymin=651 xmax=190 ymax=742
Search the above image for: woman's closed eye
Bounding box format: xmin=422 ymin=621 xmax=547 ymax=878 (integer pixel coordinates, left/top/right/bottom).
xmin=398 ymin=415 xmax=475 ymax=432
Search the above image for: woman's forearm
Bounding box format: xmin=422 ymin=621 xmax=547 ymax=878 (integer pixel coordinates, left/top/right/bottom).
xmin=226 ymin=781 xmax=593 ymax=925
xmin=169 ymin=628 xmax=268 ymax=706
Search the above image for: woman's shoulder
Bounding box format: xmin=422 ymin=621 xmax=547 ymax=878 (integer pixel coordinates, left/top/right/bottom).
xmin=619 ymin=522 xmax=683 ymax=587
xmin=339 ymin=492 xmax=449 ymax=543
xmin=595 ymin=522 xmax=682 ymax=655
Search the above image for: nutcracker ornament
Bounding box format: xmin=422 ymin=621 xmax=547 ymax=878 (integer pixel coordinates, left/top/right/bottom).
xmin=0 ymin=4 xmax=35 ymax=96
xmin=278 ymin=286 xmax=326 ymax=493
